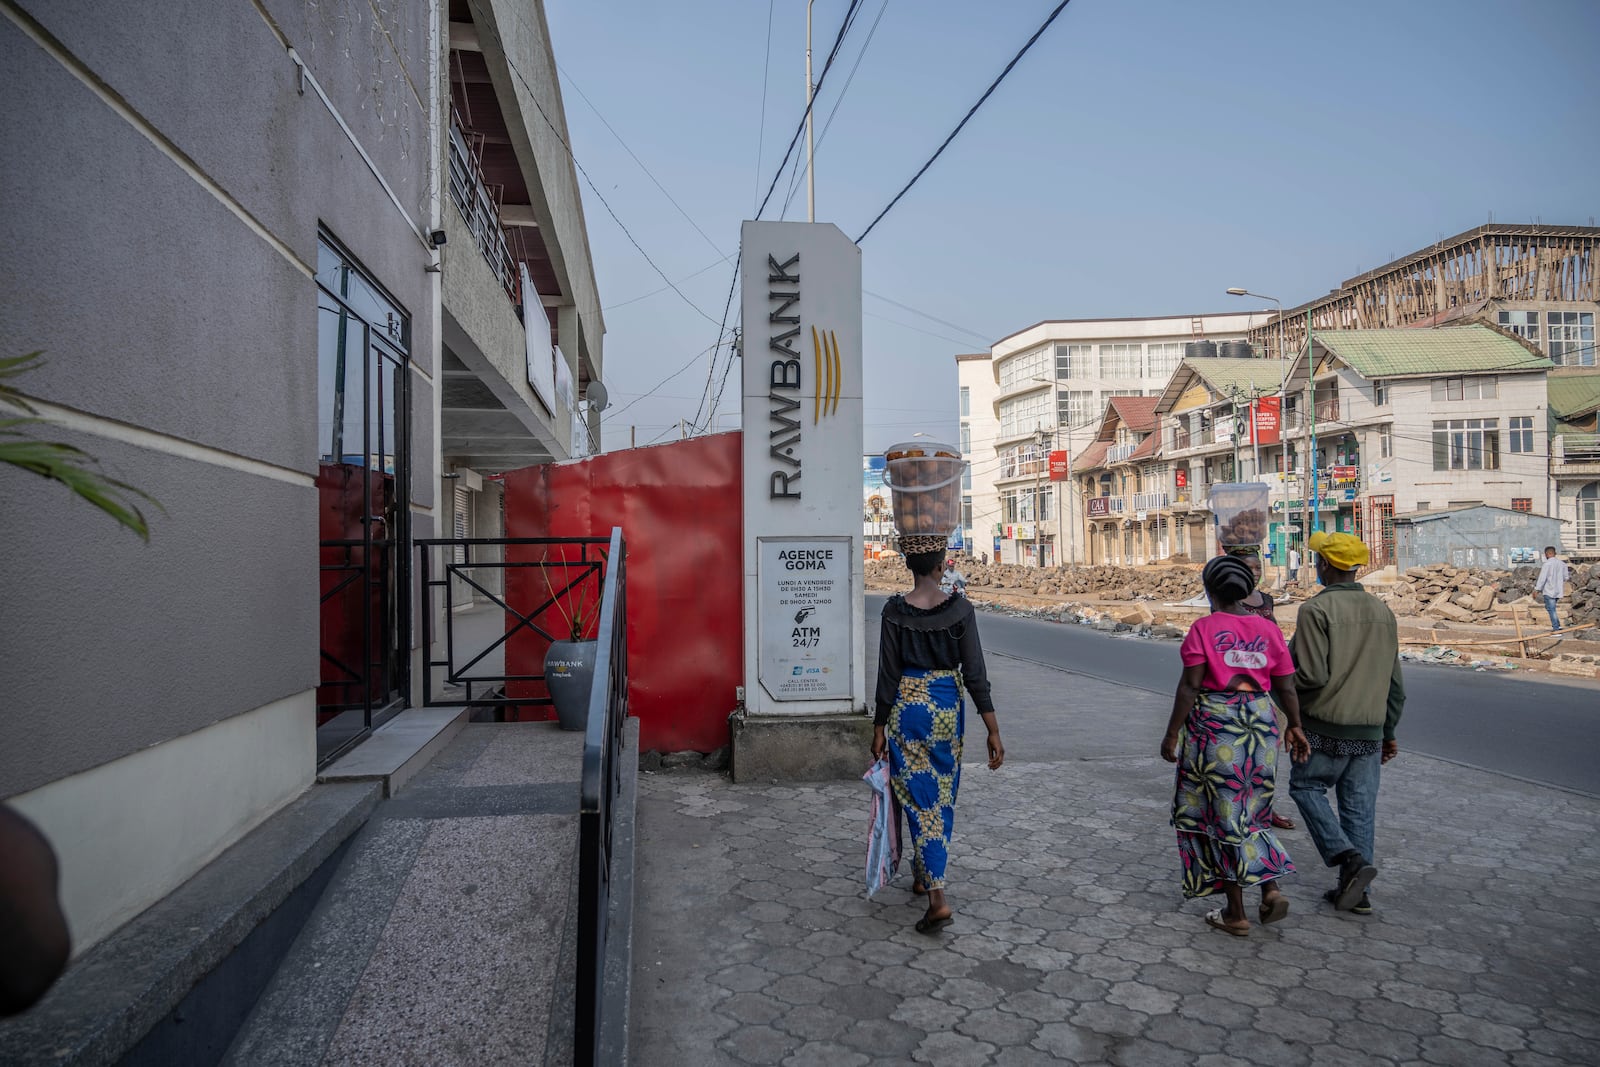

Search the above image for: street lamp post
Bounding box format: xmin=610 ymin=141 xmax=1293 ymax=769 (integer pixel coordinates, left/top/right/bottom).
xmin=1033 ymin=426 xmax=1047 ymax=567
xmin=1227 ymin=287 xmax=1290 ymax=583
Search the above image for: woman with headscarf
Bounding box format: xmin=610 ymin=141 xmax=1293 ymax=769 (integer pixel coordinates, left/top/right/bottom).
xmin=1230 ymin=549 xmax=1297 ymax=831
xmin=1161 ymin=556 xmax=1311 ymax=935
xmin=872 ymin=534 xmax=1005 ymax=935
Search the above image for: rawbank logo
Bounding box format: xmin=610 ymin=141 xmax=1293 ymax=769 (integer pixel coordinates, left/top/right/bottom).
xmin=811 ymin=326 xmax=842 ymax=424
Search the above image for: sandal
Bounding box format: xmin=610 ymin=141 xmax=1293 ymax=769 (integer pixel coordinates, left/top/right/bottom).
xmin=1259 ymin=894 xmax=1289 ymax=925
xmin=915 ymin=910 xmax=953 ymax=935
xmin=912 ymin=882 xmax=928 ymax=896
xmin=1270 ymin=812 xmax=1296 ymax=830
xmin=1204 ymin=909 xmax=1250 ymax=937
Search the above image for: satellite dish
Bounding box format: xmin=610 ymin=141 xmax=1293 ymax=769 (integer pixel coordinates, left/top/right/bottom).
xmin=585 ymin=381 xmax=610 ymax=412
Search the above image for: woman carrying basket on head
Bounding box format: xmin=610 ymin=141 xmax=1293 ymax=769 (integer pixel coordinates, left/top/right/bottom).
xmin=872 ymin=534 xmax=1004 ymax=935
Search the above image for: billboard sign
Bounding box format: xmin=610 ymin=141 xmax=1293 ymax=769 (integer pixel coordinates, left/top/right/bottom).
xmin=1048 ymin=450 xmax=1070 ymax=481
xmin=1252 ymin=396 xmax=1281 ymax=445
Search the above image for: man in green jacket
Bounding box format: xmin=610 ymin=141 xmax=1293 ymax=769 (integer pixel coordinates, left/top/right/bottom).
xmin=1288 ymin=531 xmax=1405 ymax=916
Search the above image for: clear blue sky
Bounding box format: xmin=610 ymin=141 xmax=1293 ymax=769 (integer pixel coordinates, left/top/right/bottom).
xmin=545 ymin=0 xmax=1600 ymax=454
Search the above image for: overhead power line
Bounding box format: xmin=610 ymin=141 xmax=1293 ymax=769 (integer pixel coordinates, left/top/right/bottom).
xmin=781 ymin=0 xmax=891 ymax=219
xmin=694 ymin=0 xmax=867 ymax=434
xmin=854 ymin=0 xmax=1076 ymax=244
xmin=752 ymin=0 xmax=776 ymax=216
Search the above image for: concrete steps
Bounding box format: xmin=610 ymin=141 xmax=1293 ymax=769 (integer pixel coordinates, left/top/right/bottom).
xmin=224 ymin=724 xmax=598 ymax=1067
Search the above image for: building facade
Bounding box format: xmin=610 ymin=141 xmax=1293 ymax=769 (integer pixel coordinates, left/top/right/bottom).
xmin=1 ymin=0 xmax=602 ymax=952
xmin=961 ymin=314 xmax=1261 ymax=565
xmin=1547 ymin=370 xmax=1600 ymax=558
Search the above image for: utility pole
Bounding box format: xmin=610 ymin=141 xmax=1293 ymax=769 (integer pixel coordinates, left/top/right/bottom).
xmin=805 ymin=1 xmax=816 ymax=222
xmin=630 ymin=425 xmax=636 ymax=449
xmin=1301 ymin=309 xmax=1315 ymax=575
xmin=1034 ymin=426 xmax=1046 ymax=567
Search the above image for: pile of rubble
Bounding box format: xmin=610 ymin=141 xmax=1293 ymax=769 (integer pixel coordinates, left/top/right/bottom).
xmin=865 ymin=559 xmax=1204 ymax=602
xmin=1378 ymin=561 xmax=1599 ymax=629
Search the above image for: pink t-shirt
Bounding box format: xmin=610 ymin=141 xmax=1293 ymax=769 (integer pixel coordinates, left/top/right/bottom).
xmin=1180 ymin=612 xmax=1293 ymax=692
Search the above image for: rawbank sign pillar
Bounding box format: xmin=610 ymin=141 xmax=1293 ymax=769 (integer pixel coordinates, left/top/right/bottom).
xmin=734 ymin=221 xmax=868 ymax=780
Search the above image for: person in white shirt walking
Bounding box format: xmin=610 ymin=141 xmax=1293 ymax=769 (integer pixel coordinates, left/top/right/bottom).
xmin=1288 ymin=546 xmax=1302 ymax=587
xmin=1535 ymin=546 xmax=1572 ymax=631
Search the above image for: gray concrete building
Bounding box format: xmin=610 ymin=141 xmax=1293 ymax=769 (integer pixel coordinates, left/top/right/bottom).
xmin=0 ymin=0 xmax=602 ymax=953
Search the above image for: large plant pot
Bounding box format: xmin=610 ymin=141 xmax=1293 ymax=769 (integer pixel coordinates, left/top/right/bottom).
xmin=545 ymin=639 xmax=599 ymax=731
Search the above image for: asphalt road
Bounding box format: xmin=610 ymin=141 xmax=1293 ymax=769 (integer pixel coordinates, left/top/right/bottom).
xmin=867 ymin=594 xmax=1600 ymax=796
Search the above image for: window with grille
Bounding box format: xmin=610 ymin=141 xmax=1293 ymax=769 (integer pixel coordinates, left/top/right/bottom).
xmin=1511 ymin=498 xmax=1533 ymax=513
xmin=1145 ymin=342 xmax=1183 ymax=380
xmin=1432 ymin=419 xmax=1500 ymax=471
xmin=959 ymin=386 xmax=971 ymax=417
xmin=1098 ymin=343 xmax=1142 ymax=379
xmin=1058 ymin=389 xmax=1094 ymax=429
xmin=1509 ymin=416 xmax=1534 ymax=453
xmin=1547 ymin=311 xmax=1595 ymax=366
xmin=1497 ymin=310 xmax=1540 ymax=342
xmin=1055 ymin=344 xmax=1091 ymax=379
xmin=998 ymin=347 xmax=1051 ymax=391
xmin=1431 ymin=376 xmax=1498 ymax=401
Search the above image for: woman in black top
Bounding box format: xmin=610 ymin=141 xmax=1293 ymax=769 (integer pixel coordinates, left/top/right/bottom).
xmin=871 ymin=537 xmax=1004 ymax=934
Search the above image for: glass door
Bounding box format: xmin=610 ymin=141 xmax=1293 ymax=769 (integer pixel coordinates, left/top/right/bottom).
xmin=316 ymin=235 xmax=410 ymax=765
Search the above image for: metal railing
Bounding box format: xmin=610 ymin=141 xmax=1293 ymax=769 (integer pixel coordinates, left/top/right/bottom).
xmin=1132 ymin=491 xmax=1170 ymax=511
xmin=577 ymin=527 xmax=628 ymax=1067
xmin=416 ymin=536 xmax=612 ymax=709
xmin=448 ymin=111 xmax=520 ymax=303
xmin=1107 ymin=443 xmax=1137 ymax=463
xmin=1556 ymin=433 xmax=1600 ymax=463
xmin=1171 ymin=429 xmax=1191 ymax=450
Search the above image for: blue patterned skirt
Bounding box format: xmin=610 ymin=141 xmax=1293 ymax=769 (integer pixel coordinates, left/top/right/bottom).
xmin=888 ymin=668 xmax=965 ymax=891
xmin=1171 ymin=690 xmax=1294 ymax=899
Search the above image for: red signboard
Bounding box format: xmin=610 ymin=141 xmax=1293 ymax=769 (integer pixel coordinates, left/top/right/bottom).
xmin=1048 ymin=450 xmax=1070 ymax=481
xmin=1174 ymin=469 xmax=1188 ymax=488
xmin=1252 ymin=396 xmax=1282 ymax=445
xmin=1086 ymin=497 xmax=1110 ymax=518
xmin=1330 ymin=465 xmax=1359 ymax=483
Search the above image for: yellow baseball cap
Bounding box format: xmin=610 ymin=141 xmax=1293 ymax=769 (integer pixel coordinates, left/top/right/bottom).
xmin=1308 ymin=530 xmax=1369 ymax=571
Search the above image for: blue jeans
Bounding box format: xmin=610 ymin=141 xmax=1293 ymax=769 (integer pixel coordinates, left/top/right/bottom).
xmin=1290 ymin=747 xmax=1381 ymax=867
xmin=1544 ymin=595 xmax=1561 ymax=630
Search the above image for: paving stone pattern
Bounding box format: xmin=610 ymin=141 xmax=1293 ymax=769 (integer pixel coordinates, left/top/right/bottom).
xmin=630 ymin=661 xmax=1600 ymax=1066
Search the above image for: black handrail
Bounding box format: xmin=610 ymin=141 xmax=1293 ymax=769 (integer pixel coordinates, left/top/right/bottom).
xmin=415 ymin=536 xmax=612 ymax=708
xmin=576 ymin=527 xmax=628 ymax=1066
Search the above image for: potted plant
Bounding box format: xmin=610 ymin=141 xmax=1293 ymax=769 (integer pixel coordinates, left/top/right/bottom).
xmin=542 ymin=552 xmax=600 ymax=731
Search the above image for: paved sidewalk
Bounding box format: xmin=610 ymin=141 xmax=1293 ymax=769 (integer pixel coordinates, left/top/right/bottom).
xmin=227 ymin=724 xmax=583 ymax=1067
xmin=630 ymin=658 xmax=1600 ymax=1066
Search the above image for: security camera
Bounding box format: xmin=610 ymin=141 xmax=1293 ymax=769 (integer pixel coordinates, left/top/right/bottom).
xmin=428 ymin=229 xmax=447 ymax=248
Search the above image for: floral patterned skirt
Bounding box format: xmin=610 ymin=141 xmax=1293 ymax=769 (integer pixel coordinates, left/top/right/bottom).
xmin=1171 ymin=690 xmax=1294 ymax=899
xmin=888 ymin=669 xmax=964 ymax=891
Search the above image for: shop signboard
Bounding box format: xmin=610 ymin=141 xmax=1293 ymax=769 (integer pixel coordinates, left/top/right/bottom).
xmin=1048 ymin=450 xmax=1070 ymax=481
xmin=757 ymin=538 xmax=851 ymax=701
xmin=1087 ymin=497 xmax=1111 ymax=518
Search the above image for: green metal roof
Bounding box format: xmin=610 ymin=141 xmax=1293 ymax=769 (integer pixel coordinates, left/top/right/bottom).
xmin=1183 ymin=357 xmax=1290 ymax=396
xmin=1314 ymin=325 xmax=1550 ymax=379
xmin=1549 ymin=369 xmax=1600 ymax=420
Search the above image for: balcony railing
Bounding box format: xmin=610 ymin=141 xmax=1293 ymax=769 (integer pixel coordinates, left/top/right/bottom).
xmin=1107 ymin=443 xmax=1137 ymax=463
xmin=449 ymin=112 xmax=520 ymax=303
xmin=1556 ymin=433 xmax=1600 ymax=464
xmin=1131 ymin=492 xmax=1170 ymax=512
xmin=1171 ymin=429 xmax=1191 ymax=450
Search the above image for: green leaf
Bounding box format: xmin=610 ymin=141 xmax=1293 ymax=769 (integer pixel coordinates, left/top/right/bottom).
xmin=0 ymin=351 xmax=45 ymax=415
xmin=0 ymin=437 xmax=162 ymax=541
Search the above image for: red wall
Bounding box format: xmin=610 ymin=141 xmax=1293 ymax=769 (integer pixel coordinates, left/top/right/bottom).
xmin=501 ymin=432 xmax=744 ymax=752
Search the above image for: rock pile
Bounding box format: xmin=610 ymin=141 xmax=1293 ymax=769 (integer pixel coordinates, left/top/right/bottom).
xmin=864 ymin=559 xmax=1204 ymax=602
xmin=1380 ymin=561 xmax=1599 ymax=629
